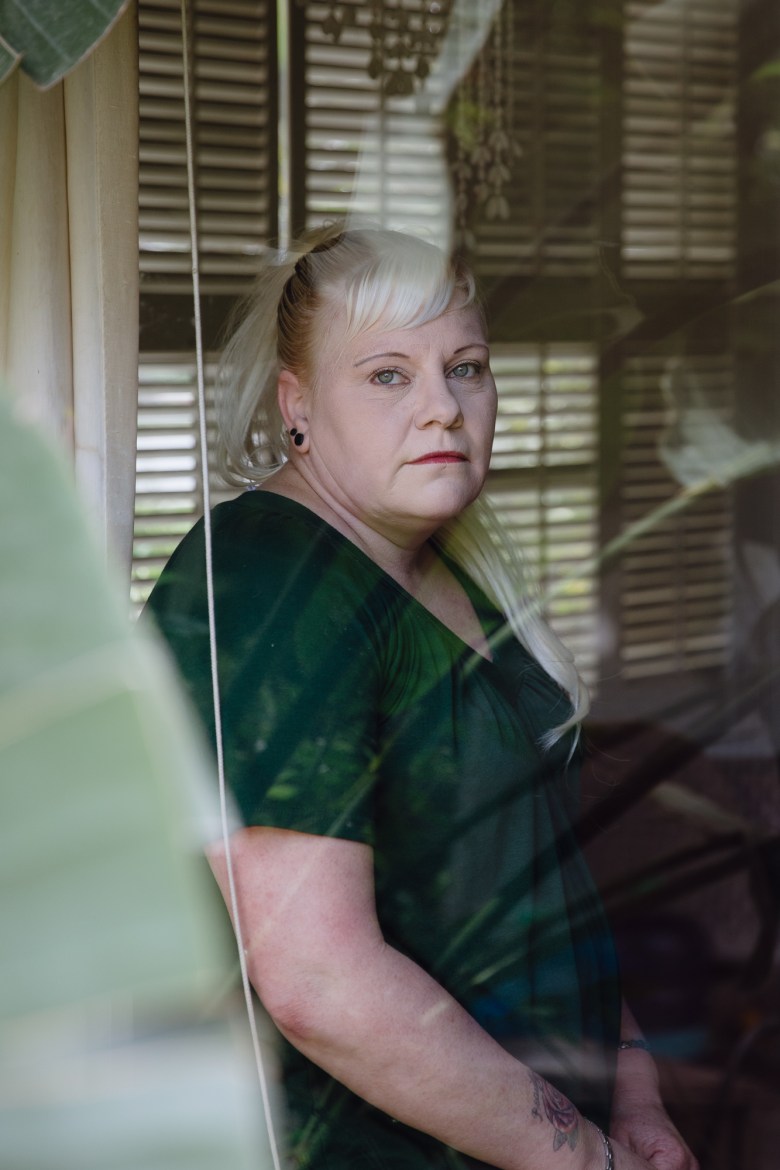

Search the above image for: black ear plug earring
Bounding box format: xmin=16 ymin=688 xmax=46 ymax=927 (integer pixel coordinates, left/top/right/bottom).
xmin=289 ymin=428 xmax=305 ymax=447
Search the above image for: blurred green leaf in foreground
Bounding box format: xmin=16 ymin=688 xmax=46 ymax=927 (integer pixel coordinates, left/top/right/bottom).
xmin=0 ymin=0 xmax=130 ymax=88
xmin=0 ymin=388 xmax=276 ymax=1168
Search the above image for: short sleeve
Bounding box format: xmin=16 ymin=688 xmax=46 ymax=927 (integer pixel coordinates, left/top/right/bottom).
xmin=146 ymin=497 xmax=383 ymax=844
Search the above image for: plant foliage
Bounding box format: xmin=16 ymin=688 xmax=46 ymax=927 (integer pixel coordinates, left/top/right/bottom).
xmin=0 ymin=390 xmax=273 ymax=1168
xmin=0 ymin=0 xmax=129 ymax=88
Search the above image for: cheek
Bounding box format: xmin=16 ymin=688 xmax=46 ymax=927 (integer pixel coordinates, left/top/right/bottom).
xmin=488 ymin=388 xmax=499 ymax=434
xmin=324 ymin=411 xmax=392 ymax=469
xmin=475 ymin=394 xmax=498 ymax=444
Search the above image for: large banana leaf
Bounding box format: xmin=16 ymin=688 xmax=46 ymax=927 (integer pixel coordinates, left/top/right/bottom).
xmin=0 ymin=390 xmax=276 ymax=1167
xmin=0 ymin=0 xmax=130 ymax=88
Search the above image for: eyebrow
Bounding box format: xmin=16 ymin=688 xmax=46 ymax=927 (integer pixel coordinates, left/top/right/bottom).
xmin=353 ymin=342 xmax=488 ymax=368
xmin=353 ymin=351 xmax=408 ymax=367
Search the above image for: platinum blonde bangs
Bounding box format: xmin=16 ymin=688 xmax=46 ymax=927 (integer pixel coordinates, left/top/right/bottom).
xmin=328 ymin=231 xmax=476 ymax=341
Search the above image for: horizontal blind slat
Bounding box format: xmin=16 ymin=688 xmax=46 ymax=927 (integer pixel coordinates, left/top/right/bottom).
xmin=622 ymin=0 xmax=738 ymax=283
xmin=138 ymin=0 xmax=275 ymax=296
xmin=617 ymin=349 xmax=734 ymax=677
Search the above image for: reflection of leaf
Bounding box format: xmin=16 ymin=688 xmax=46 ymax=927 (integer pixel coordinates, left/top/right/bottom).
xmin=267 ymin=783 xmax=299 ymax=800
xmin=0 ymin=0 xmax=129 ymax=90
xmin=578 ymin=668 xmax=780 ymax=846
xmin=0 ymin=392 xmax=273 ymax=1167
xmin=651 ymin=781 xmax=753 ymax=836
xmin=659 ymin=356 xmax=780 ymax=487
xmin=749 ymin=58 xmax=780 ymax=83
xmin=518 ymin=444 xmax=780 ymax=631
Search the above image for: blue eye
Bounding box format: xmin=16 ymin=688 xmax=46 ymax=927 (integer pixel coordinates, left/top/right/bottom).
xmin=450 ymin=361 xmax=481 ymax=379
xmin=373 ymin=368 xmax=402 ymax=385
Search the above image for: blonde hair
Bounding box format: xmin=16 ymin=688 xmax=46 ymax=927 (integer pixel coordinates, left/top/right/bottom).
xmin=215 ymin=224 xmax=588 ymax=743
xmin=435 ymin=500 xmax=588 ymax=745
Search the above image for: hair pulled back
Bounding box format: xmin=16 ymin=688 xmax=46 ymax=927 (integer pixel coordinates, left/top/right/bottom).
xmin=216 ymin=224 xmax=476 ymax=487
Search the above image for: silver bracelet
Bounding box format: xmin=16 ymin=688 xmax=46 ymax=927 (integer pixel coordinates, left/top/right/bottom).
xmin=618 ymin=1038 xmax=651 ymax=1052
xmin=589 ymin=1121 xmax=614 ymax=1170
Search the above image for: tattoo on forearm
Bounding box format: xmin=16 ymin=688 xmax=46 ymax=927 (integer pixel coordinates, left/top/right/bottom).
xmin=529 ymin=1070 xmax=580 ymax=1152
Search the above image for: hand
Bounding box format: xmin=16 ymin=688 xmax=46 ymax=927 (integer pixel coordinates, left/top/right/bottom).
xmin=610 ymin=1100 xmax=699 ymax=1170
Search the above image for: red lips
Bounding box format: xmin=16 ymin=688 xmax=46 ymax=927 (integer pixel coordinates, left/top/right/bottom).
xmin=409 ymin=452 xmax=467 ymax=464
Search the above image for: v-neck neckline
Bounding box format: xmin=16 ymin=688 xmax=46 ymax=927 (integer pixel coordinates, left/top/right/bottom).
xmin=239 ymin=489 xmax=504 ymax=667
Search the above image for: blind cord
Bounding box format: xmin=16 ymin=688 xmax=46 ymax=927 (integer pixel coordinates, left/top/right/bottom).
xmin=179 ymin=4 xmax=283 ymax=1166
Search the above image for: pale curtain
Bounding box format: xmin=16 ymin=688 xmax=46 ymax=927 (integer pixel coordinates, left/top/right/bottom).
xmin=0 ymin=2 xmax=139 ymax=576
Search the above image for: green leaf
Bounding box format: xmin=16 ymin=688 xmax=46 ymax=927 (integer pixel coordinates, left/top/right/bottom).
xmin=0 ymin=399 xmax=225 ymax=1016
xmin=0 ymin=0 xmax=129 ymax=89
xmin=0 ymin=31 xmax=20 ymax=84
xmin=0 ymin=390 xmax=276 ymax=1166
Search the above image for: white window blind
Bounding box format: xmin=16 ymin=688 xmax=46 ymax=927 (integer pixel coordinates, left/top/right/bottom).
xmin=139 ymin=0 xmax=276 ymax=295
xmin=133 ymin=355 xmax=236 ymax=609
xmin=615 ymin=0 xmax=739 ymax=681
xmin=297 ymin=0 xmax=449 ymax=241
xmin=487 ymin=345 xmax=600 ymax=681
xmin=623 ymin=0 xmax=738 ymax=282
xmin=617 ymin=351 xmax=734 ymax=677
xmin=463 ymin=2 xmax=601 ymax=279
xmin=135 ymin=0 xmax=276 ymax=610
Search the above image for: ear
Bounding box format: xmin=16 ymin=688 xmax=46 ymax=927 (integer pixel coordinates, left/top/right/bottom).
xmin=277 ymin=368 xmax=308 ymax=433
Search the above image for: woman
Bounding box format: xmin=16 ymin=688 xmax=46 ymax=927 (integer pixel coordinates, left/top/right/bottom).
xmin=147 ymin=227 xmax=697 ymax=1170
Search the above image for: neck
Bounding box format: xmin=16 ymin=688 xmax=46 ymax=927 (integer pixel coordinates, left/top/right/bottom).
xmin=261 ymin=463 xmax=438 ymax=586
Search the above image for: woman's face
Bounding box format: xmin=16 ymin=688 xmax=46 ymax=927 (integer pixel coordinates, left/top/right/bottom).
xmin=298 ymin=300 xmax=497 ymax=546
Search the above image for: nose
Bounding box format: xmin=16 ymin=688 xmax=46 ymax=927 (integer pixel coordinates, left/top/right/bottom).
xmin=414 ymin=371 xmax=463 ymax=429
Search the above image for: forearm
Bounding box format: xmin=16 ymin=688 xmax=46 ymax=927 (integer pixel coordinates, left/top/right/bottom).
xmin=266 ymin=937 xmax=604 ymax=1170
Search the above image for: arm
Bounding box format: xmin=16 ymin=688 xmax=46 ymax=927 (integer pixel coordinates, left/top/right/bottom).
xmin=610 ymin=1003 xmax=699 ymax=1170
xmin=208 ymin=826 xmax=656 ymax=1170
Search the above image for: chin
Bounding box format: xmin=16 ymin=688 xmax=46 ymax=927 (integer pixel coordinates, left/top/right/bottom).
xmin=412 ymin=486 xmax=481 ymax=525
